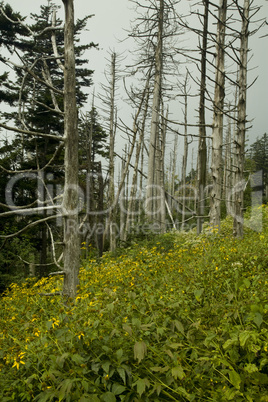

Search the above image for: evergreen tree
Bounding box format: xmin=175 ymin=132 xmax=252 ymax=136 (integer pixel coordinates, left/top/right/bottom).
xmin=0 ymin=1 xmax=98 ymax=287
xmin=249 ymin=133 xmax=268 ymax=193
xmin=0 ymin=3 xmax=30 ymax=108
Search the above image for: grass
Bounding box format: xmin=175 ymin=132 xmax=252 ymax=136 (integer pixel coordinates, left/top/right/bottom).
xmin=0 ymin=206 xmax=268 ymax=401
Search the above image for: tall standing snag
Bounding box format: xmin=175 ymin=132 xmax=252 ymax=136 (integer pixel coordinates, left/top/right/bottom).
xmin=145 ymin=0 xmax=164 ymax=223
xmin=197 ymin=0 xmax=209 ymax=234
xmin=62 ymin=0 xmax=80 ymax=299
xmin=210 ymin=0 xmax=227 ymax=231
xmin=233 ymin=0 xmax=249 ymax=237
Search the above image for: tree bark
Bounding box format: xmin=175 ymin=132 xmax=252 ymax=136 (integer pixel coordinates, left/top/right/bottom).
xmin=108 ymin=53 xmax=116 ymax=252
xmin=210 ymin=0 xmax=227 ymax=231
xmin=62 ymin=0 xmax=80 ymax=299
xmin=125 ymin=82 xmax=150 ymax=238
xmin=181 ymin=75 xmax=189 ymax=231
xmin=233 ymin=0 xmax=249 ymax=237
xmin=197 ymin=0 xmax=209 ymax=234
xmin=145 ymin=0 xmax=163 ymax=222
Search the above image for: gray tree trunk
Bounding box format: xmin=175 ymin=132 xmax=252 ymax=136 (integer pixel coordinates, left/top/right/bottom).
xmin=156 ymin=104 xmax=167 ymax=233
xmin=108 ymin=53 xmax=117 ymax=251
xmin=210 ymin=0 xmax=227 ymax=231
xmin=125 ymin=82 xmax=150 ymax=238
xmin=233 ymin=0 xmax=249 ymax=237
xmin=145 ymin=0 xmax=163 ymax=222
xmin=62 ymin=0 xmax=80 ymax=299
xmin=197 ymin=0 xmax=209 ymax=234
xmin=181 ymin=74 xmax=189 ymax=231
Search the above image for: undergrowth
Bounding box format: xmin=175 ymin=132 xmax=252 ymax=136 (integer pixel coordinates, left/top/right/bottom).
xmin=0 ymin=206 xmax=268 ymax=401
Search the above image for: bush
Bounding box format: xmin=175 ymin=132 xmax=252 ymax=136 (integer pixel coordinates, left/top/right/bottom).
xmin=0 ymin=205 xmax=268 ymax=401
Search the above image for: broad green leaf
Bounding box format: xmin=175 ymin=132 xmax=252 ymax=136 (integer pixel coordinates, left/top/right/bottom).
xmin=253 ymin=312 xmax=263 ymax=328
xmin=168 ymin=342 xmax=184 ymax=349
xmin=71 ymin=353 xmax=84 ymax=365
xmin=115 ymin=348 xmax=123 ymax=361
xmin=204 ymin=331 xmax=217 ymax=347
xmin=150 ymin=366 xmax=169 ymax=373
xmin=229 ymin=370 xmax=241 ymax=389
xmin=122 ymin=324 xmax=132 ymax=336
xmin=100 ymin=392 xmax=116 ymax=402
xmin=81 ymin=380 xmax=89 ymax=393
xmin=132 ymin=317 xmax=141 ymax=328
xmin=223 ymin=386 xmax=240 ymax=401
xmin=82 ymin=396 xmax=100 ymax=402
xmin=244 ymin=363 xmax=258 ymax=374
xmin=243 ymin=278 xmax=251 ymax=288
xmin=56 ymin=352 xmax=69 ymax=367
xmin=154 ymin=383 xmax=162 ymax=396
xmin=194 ymin=288 xmax=204 ymax=302
xmin=250 ymin=304 xmax=260 ymax=313
xmin=174 ymin=320 xmax=185 ymax=335
xmin=107 ymin=302 xmax=114 ymax=313
xmin=239 ymin=331 xmax=251 ymax=347
xmin=223 ymin=335 xmax=238 ymax=350
xmin=134 ymin=341 xmax=147 ymax=363
xmin=171 ymin=365 xmax=185 ymax=380
xmin=177 ymin=386 xmax=192 ymax=400
xmin=117 ymin=367 xmax=126 ymax=385
xmin=58 ymin=379 xmax=74 ymax=401
xmin=134 ymin=378 xmax=150 ymax=396
xmin=112 ymin=383 xmax=126 ymax=395
xmin=102 ymin=361 xmax=110 ymax=374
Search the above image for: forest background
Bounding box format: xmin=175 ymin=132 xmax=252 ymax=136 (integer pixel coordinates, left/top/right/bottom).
xmin=0 ymin=0 xmax=268 ymax=297
xmin=0 ymin=2 xmax=268 ymax=399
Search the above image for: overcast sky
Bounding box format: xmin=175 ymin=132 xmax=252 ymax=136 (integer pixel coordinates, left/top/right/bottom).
xmin=4 ymin=0 xmax=268 ymax=153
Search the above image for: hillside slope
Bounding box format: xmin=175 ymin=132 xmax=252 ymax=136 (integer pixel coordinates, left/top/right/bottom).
xmin=1 ymin=207 xmax=268 ymax=401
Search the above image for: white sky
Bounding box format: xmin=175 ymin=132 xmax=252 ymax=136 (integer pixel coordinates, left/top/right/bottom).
xmin=3 ymin=0 xmax=268 ymax=160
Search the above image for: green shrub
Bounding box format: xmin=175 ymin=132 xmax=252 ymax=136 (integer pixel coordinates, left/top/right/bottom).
xmin=0 ymin=205 xmax=268 ymax=401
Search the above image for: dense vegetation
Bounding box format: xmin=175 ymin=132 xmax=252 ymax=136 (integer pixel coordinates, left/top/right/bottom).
xmin=0 ymin=205 xmax=267 ymax=401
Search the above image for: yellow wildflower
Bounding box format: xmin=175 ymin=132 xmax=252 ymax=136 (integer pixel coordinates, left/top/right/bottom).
xmin=12 ymin=352 xmax=26 ymax=370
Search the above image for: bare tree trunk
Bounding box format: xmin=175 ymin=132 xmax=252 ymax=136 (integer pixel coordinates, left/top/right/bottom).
xmin=120 ymin=146 xmax=126 ymax=242
xmin=223 ymin=107 xmax=232 ymax=209
xmin=159 ymin=106 xmax=167 ymax=233
xmin=233 ymin=0 xmax=249 ymax=237
xmin=39 ymin=222 xmax=48 ymax=277
xmin=62 ymin=0 xmax=80 ymax=299
xmin=181 ymin=74 xmax=189 ymax=231
xmin=125 ymin=83 xmax=150 ymax=238
xmin=171 ymin=133 xmax=178 ymax=205
xmin=108 ymin=53 xmax=117 ymax=251
xmin=156 ymin=104 xmax=166 ymax=233
xmin=96 ymin=161 xmax=104 ymax=257
xmin=210 ymin=0 xmax=227 ymax=231
xmin=105 ymin=86 xmax=145 ymax=246
xmin=145 ymin=0 xmax=163 ymax=222
xmin=197 ymin=0 xmax=209 ymax=234
xmin=139 ymin=144 xmax=144 ymax=225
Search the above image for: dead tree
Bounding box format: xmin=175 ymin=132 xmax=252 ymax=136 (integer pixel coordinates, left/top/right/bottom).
xmin=196 ymin=0 xmax=209 ymax=234
xmin=181 ymin=73 xmax=189 ymax=231
xmin=99 ymin=52 xmax=120 ymax=252
xmin=145 ymin=0 xmax=164 ymax=223
xmin=232 ymin=0 xmax=250 ymax=237
xmin=108 ymin=53 xmax=117 ymax=251
xmin=124 ymin=78 xmax=150 ymax=239
xmin=0 ymin=0 xmax=83 ymax=299
xmin=128 ymin=0 xmax=179 ymax=231
xmin=54 ymin=0 xmax=80 ymax=299
xmin=210 ymin=0 xmax=227 ymax=231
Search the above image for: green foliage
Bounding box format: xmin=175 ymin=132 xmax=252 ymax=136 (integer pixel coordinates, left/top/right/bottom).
xmin=0 ymin=1 xmax=100 ymax=283
xmin=247 ymin=133 xmax=268 ymax=202
xmin=0 ymin=205 xmax=268 ymax=401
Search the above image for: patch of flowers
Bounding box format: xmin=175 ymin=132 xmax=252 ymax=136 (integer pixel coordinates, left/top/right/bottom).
xmin=0 ymin=205 xmax=268 ymax=401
